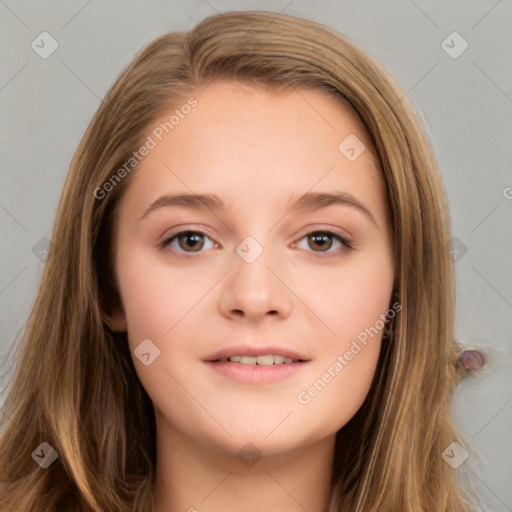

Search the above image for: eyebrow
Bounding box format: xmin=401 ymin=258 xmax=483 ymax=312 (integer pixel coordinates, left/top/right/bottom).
xmin=139 ymin=191 xmax=377 ymax=227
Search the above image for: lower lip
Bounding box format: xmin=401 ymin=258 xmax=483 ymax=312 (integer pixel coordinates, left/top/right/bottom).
xmin=205 ymin=361 xmax=307 ymax=384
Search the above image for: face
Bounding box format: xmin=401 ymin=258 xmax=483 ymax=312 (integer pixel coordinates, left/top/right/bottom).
xmin=110 ymin=81 xmax=395 ymax=458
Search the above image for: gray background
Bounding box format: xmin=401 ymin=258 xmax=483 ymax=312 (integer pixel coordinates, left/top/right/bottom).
xmin=1 ymin=1 xmax=511 ymax=510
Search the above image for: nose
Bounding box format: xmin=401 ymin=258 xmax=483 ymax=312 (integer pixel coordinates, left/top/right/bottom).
xmin=218 ymin=244 xmax=293 ymax=323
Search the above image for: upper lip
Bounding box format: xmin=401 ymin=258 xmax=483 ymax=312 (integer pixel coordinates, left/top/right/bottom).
xmin=205 ymin=344 xmax=310 ymax=362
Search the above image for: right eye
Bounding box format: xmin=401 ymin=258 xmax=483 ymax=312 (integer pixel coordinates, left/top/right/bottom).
xmin=159 ymin=230 xmax=217 ymax=255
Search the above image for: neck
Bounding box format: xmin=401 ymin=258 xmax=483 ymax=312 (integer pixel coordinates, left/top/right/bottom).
xmin=152 ymin=423 xmax=335 ymax=512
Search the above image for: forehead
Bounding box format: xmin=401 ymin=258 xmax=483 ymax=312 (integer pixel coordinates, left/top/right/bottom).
xmin=117 ymin=80 xmax=387 ymax=228
xmin=187 ymin=79 xmax=376 ymax=155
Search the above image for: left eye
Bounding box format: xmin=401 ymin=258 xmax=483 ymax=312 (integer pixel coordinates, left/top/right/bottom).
xmin=295 ymin=231 xmax=352 ymax=254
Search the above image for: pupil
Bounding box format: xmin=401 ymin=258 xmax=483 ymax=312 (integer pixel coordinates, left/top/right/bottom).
xmin=309 ymin=233 xmax=332 ymax=251
xmin=180 ymin=233 xmax=203 ymax=251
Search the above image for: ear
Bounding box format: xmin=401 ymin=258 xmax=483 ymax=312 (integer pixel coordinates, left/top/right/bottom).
xmin=104 ymin=309 xmax=128 ymax=332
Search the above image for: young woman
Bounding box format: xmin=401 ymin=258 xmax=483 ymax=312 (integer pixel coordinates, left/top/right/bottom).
xmin=0 ymin=10 xmax=479 ymax=512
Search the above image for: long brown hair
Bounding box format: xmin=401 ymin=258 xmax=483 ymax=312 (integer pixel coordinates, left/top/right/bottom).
xmin=0 ymin=10 xmax=478 ymax=511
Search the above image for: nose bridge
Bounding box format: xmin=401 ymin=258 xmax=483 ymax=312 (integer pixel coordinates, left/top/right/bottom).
xmin=234 ymin=236 xmax=276 ymax=303
xmin=219 ymin=234 xmax=293 ymax=319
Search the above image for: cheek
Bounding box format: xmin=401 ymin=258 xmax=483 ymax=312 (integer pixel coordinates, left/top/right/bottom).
xmin=304 ymin=254 xmax=394 ymax=345
xmin=116 ymin=257 xmax=206 ymax=415
xmin=295 ymin=341 xmax=381 ymax=436
xmin=294 ymin=265 xmax=389 ymax=428
xmin=115 ymin=250 xmax=205 ymax=345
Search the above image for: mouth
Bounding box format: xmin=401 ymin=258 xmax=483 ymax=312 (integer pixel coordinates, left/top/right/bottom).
xmin=205 ymin=345 xmax=310 ymax=383
xmin=205 ymin=344 xmax=309 ymax=364
xmin=213 ymin=354 xmax=305 ymax=365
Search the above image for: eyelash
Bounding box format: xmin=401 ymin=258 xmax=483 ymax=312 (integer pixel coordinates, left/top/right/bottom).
xmin=158 ymin=229 xmax=354 ymax=258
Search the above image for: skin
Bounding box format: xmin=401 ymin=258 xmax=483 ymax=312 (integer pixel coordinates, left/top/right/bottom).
xmin=110 ymin=81 xmax=395 ymax=512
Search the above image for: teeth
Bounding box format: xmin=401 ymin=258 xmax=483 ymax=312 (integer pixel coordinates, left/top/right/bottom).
xmin=240 ymin=356 xmax=257 ymax=365
xmin=256 ymin=355 xmax=274 ymax=366
xmin=225 ymin=354 xmax=297 ymax=365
